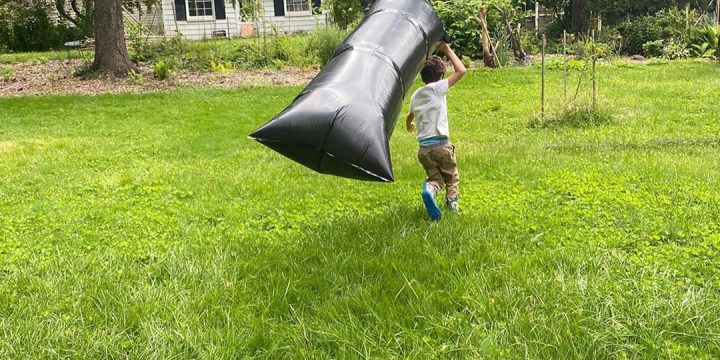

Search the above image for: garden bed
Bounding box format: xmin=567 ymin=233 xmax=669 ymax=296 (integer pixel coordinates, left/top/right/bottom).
xmin=0 ymin=59 xmax=319 ymax=97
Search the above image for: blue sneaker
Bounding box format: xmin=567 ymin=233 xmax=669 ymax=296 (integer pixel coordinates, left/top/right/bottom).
xmin=421 ymin=182 xmax=442 ymax=221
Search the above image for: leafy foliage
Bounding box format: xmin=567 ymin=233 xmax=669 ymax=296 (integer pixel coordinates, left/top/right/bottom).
xmin=642 ymin=40 xmax=664 ymax=58
xmin=152 ymin=60 xmax=170 ymax=80
xmin=320 ymin=0 xmax=365 ymax=30
xmin=0 ymin=4 xmax=85 ymax=52
xmin=0 ymin=65 xmax=12 ymax=81
xmin=306 ymin=26 xmax=346 ymax=64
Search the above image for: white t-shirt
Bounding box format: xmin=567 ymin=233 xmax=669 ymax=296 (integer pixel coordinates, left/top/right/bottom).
xmin=409 ymin=79 xmax=449 ymax=141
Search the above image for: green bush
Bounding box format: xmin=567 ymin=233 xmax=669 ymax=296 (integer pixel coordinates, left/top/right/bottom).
xmin=275 ymin=35 xmax=313 ymax=67
xmin=686 ymin=25 xmax=719 ymax=58
xmin=617 ymin=16 xmax=663 ymax=56
xmin=433 ymin=0 xmax=493 ymax=59
xmin=662 ymin=39 xmax=690 ymax=60
xmin=616 ymin=8 xmax=699 ymax=56
xmin=126 ymin=70 xmax=147 ymax=85
xmin=0 ymin=6 xmax=86 ymax=52
xmin=306 ymin=26 xmax=346 ymax=64
xmin=642 ymin=40 xmax=664 ymax=58
xmin=1 ymin=66 xmax=13 ymax=82
xmin=153 ymin=60 xmax=171 ymax=80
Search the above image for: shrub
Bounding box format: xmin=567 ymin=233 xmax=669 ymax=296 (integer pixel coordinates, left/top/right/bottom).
xmin=0 ymin=5 xmax=86 ymax=52
xmin=231 ymin=41 xmax=267 ymax=68
xmin=275 ymin=35 xmax=313 ymax=67
xmin=0 ymin=66 xmax=13 ymax=82
xmin=687 ymin=25 xmax=719 ymax=59
xmin=73 ymin=61 xmax=97 ymax=79
xmin=662 ymin=40 xmax=690 ymax=60
xmin=616 ymin=8 xmax=699 ymax=56
xmin=126 ymin=70 xmax=147 ymax=85
xmin=127 ymin=23 xmax=153 ymax=63
xmin=642 ymin=40 xmax=664 ymax=58
xmin=210 ymin=59 xmax=233 ymax=73
xmin=306 ymin=26 xmax=346 ymax=65
xmin=153 ymin=60 xmax=171 ymax=80
xmin=433 ymin=0 xmax=491 ymax=59
xmin=520 ymin=31 xmax=540 ymax=55
xmin=530 ymin=104 xmax=613 ymax=129
xmin=616 ymin=16 xmax=663 ymax=56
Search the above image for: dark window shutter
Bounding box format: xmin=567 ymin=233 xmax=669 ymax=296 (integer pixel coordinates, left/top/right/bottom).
xmin=214 ymin=0 xmax=226 ymax=19
xmin=175 ymin=0 xmax=187 ymax=21
xmin=312 ymin=0 xmax=321 ymax=11
xmin=273 ymin=0 xmax=284 ymax=16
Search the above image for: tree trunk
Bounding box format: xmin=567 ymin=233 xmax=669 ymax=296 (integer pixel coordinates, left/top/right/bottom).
xmin=93 ymin=0 xmax=135 ymax=76
xmin=571 ymin=0 xmax=588 ymax=34
xmin=494 ymin=5 xmax=526 ymax=62
xmin=476 ymin=8 xmax=499 ymax=68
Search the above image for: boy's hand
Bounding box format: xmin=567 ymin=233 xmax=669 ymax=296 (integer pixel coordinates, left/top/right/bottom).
xmin=407 ymin=122 xmax=416 ymax=133
xmin=406 ymin=112 xmax=416 ymax=133
xmin=438 ymin=42 xmax=450 ymax=54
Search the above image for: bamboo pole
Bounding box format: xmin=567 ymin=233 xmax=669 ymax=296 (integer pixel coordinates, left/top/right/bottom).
xmin=541 ymin=34 xmax=546 ymax=116
xmin=591 ymin=30 xmax=597 ymax=110
xmin=563 ymin=30 xmax=568 ymax=103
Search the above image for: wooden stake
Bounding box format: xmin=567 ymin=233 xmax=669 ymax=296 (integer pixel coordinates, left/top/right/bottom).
xmin=535 ymin=2 xmax=540 ymax=34
xmin=541 ymin=34 xmax=546 ymax=116
xmin=563 ymin=30 xmax=568 ymax=103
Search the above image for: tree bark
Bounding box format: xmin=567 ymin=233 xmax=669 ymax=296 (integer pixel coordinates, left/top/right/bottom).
xmin=93 ymin=0 xmax=135 ymax=76
xmin=570 ymin=0 xmax=588 ymax=34
xmin=476 ymin=8 xmax=499 ymax=68
xmin=494 ymin=5 xmax=525 ymax=62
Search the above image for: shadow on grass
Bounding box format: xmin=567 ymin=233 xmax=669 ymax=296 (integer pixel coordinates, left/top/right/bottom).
xmin=224 ymin=204 xmax=515 ymax=358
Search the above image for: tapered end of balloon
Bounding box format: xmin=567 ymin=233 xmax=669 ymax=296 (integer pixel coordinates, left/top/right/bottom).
xmin=249 ymin=91 xmax=394 ymax=183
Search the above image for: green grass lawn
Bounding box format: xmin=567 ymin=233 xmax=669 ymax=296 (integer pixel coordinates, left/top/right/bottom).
xmin=0 ymin=49 xmax=92 ymax=64
xmin=1 ymin=60 xmax=720 ymax=358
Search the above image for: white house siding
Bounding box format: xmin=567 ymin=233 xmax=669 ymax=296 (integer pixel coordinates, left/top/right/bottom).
xmin=256 ymin=0 xmax=327 ymax=34
xmin=124 ymin=3 xmax=164 ymax=35
xmin=255 ymin=14 xmax=329 ymax=34
xmin=161 ymin=0 xmax=327 ymax=39
xmin=162 ymin=0 xmax=243 ymax=40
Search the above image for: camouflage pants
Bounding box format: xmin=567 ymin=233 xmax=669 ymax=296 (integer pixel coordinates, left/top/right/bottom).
xmin=418 ymin=143 xmax=459 ymax=200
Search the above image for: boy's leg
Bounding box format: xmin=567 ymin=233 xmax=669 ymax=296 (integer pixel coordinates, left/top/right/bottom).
xmin=418 ymin=148 xmax=445 ymax=196
xmin=437 ymin=144 xmax=460 ymax=211
xmin=418 ymin=148 xmax=444 ymax=221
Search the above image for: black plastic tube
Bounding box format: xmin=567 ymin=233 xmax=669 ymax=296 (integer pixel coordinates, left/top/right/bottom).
xmin=249 ymin=0 xmax=445 ymax=182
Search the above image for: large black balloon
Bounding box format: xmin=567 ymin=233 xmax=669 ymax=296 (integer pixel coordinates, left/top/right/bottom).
xmin=249 ymin=0 xmax=445 ymax=182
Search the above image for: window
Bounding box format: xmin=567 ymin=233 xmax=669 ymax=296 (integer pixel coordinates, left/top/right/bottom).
xmin=286 ymin=0 xmax=310 ymax=13
xmin=187 ymin=0 xmax=214 ymax=19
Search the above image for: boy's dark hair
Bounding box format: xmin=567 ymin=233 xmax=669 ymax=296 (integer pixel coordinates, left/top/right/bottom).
xmin=420 ymin=56 xmax=446 ymax=84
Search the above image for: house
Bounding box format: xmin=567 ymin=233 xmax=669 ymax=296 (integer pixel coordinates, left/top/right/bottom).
xmin=158 ymin=0 xmax=329 ymax=39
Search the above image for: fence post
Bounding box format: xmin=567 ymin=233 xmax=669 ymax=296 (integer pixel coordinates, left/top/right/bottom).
xmin=535 ymin=2 xmax=540 ymax=34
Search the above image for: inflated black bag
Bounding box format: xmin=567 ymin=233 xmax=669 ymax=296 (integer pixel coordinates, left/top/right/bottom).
xmin=249 ymin=0 xmax=445 ymax=182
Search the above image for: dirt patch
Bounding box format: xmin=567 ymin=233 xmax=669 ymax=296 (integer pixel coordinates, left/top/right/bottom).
xmin=0 ymin=60 xmax=320 ymax=97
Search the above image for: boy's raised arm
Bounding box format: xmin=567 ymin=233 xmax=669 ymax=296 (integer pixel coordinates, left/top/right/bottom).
xmin=438 ymin=42 xmax=467 ymax=88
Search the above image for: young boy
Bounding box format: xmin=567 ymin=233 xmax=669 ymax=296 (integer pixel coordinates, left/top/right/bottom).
xmin=406 ymin=42 xmax=467 ymax=221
